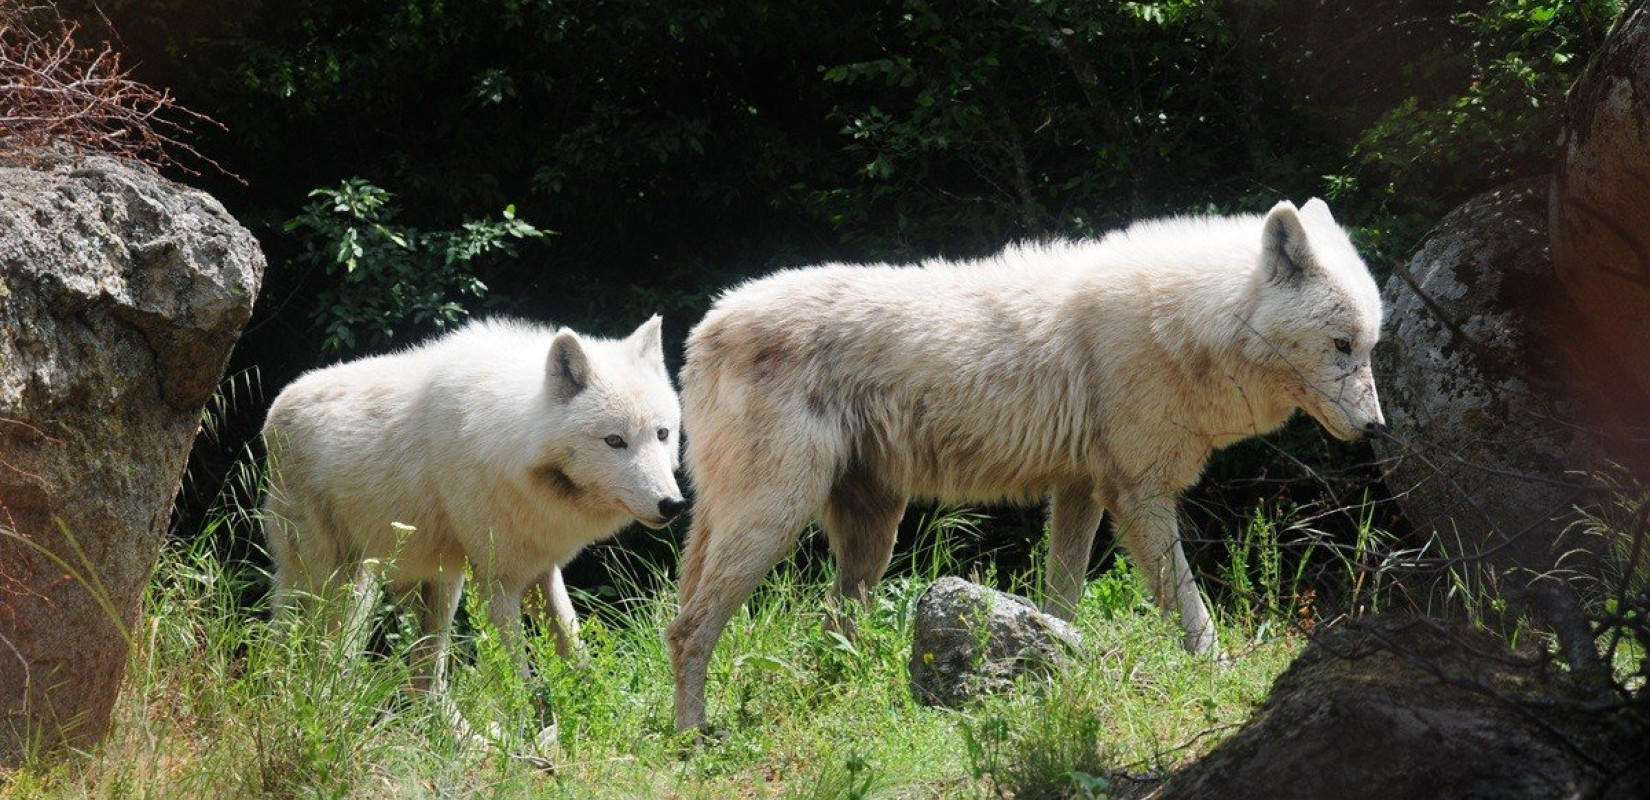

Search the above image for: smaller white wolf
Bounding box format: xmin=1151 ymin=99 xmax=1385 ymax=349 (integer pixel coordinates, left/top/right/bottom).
xmin=668 ymin=199 xmax=1385 ymax=732
xmin=262 ymin=317 xmax=684 ymax=689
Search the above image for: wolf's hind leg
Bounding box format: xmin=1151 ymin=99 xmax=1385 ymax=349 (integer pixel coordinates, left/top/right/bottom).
xmin=263 ymin=501 xmax=340 ymax=618
xmin=264 ymin=499 xmax=367 ymax=659
xmin=820 ymin=467 xmax=905 ymax=634
xmin=668 ymin=481 xmax=825 ymax=733
xmin=332 ymin=560 xmax=382 ymax=659
xmin=1043 ymin=483 xmax=1107 ymax=621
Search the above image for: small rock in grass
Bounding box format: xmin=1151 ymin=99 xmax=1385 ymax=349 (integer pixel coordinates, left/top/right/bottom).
xmin=908 ymin=577 xmax=1083 ymax=708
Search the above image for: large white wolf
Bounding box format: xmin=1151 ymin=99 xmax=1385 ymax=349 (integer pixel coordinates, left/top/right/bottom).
xmin=667 ymin=199 xmax=1385 ymax=731
xmin=263 ymin=316 xmax=684 ymax=689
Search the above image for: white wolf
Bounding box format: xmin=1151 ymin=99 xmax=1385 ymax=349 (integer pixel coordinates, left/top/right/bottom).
xmin=263 ymin=316 xmax=684 ymax=689
xmin=667 ymin=199 xmax=1384 ymax=731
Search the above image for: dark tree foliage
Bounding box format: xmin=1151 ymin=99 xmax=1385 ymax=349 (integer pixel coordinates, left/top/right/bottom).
xmin=66 ymin=0 xmax=1615 ymax=343
xmin=54 ymin=0 xmax=1621 ymax=595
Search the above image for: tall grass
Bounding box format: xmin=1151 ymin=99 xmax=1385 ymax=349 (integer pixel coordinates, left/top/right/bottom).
xmin=3 ymin=506 xmax=1324 ymax=800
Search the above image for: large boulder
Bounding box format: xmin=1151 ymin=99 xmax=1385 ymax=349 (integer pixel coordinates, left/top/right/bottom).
xmin=1550 ymin=0 xmax=1650 ymax=475
xmin=0 ymin=153 xmax=264 ymax=764
xmin=908 ymin=577 xmax=1082 ymax=709
xmin=1157 ymin=616 xmax=1636 ymax=800
xmin=1372 ymin=179 xmax=1598 ymax=665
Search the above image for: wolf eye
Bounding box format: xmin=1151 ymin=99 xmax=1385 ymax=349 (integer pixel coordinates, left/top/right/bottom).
xmin=657 ymin=427 xmax=670 ymax=442
xmin=1334 ymin=338 xmax=1352 ymax=355
xmin=603 ymin=434 xmax=627 ymax=449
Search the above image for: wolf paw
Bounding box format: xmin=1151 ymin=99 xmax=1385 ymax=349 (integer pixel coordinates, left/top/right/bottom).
xmin=674 ymin=724 xmax=731 ymax=758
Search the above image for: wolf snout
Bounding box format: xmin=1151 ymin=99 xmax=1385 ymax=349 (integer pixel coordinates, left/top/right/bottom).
xmin=1362 ymin=420 xmax=1389 ymax=438
xmin=658 ymin=496 xmax=689 ymax=520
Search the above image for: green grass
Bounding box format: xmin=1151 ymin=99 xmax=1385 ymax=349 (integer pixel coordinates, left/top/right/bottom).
xmin=2 ymin=518 xmax=1311 ymax=800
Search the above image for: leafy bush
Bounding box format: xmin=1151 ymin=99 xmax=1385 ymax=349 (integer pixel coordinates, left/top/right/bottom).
xmin=1341 ymin=0 xmax=1622 ymax=258
xmin=284 ymin=178 xmax=547 ymax=354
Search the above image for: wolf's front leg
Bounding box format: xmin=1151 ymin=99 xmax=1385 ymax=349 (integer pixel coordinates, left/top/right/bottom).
xmin=407 ymin=574 xmax=465 ymax=696
xmin=539 ymin=567 xmax=583 ymax=660
xmin=483 ymin=575 xmax=534 ymax=682
xmin=1115 ymin=493 xmax=1220 ymax=657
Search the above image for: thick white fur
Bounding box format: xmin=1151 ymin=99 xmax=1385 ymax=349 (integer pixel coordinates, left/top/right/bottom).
xmin=263 ymin=316 xmax=682 ymax=689
xmin=667 ymin=199 xmax=1384 ymax=731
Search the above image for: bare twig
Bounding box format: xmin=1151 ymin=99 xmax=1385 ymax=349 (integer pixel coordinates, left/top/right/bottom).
xmin=0 ymin=2 xmax=234 ymax=179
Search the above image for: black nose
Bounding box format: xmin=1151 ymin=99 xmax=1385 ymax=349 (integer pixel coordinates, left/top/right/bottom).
xmin=1364 ymin=421 xmax=1389 ymax=437
xmin=658 ymin=496 xmax=688 ymax=519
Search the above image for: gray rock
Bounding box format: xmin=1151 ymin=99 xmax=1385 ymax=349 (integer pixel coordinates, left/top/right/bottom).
xmin=1156 ymin=616 xmax=1638 ymax=800
xmin=0 ymin=152 xmax=264 ymax=765
xmin=908 ymin=577 xmax=1082 ymax=708
xmin=1372 ymin=179 xmax=1599 ymax=665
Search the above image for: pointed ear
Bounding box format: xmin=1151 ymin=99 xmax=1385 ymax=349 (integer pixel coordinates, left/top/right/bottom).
xmin=627 ymin=315 xmax=665 ymax=367
xmin=1301 ymin=197 xmax=1335 ymax=224
xmin=1261 ymin=201 xmax=1312 ymax=285
xmin=546 ymin=330 xmax=592 ymax=400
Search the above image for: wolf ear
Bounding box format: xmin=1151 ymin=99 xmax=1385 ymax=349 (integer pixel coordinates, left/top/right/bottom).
xmin=1300 ymin=197 xmax=1335 ymax=224
xmin=627 ymin=315 xmax=665 ymax=368
xmin=546 ymin=330 xmax=592 ymax=400
xmin=1261 ymin=201 xmax=1313 ymax=286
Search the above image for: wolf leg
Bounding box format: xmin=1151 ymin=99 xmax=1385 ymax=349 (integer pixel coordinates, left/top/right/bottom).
xmin=820 ymin=467 xmax=906 ymax=635
xmin=479 ymin=571 xmax=533 ymax=682
xmin=408 ymin=573 xmax=464 ymax=695
xmin=1115 ymin=493 xmax=1219 ymax=656
xmin=1044 ymin=483 xmax=1106 ymax=621
xmin=540 ymin=567 xmax=583 ymax=660
xmin=668 ymin=481 xmax=824 ymax=733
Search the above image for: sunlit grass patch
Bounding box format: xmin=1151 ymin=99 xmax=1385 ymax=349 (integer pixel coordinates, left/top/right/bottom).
xmin=6 ymin=510 xmax=1319 ymax=800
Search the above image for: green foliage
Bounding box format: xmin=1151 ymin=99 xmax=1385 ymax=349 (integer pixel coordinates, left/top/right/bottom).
xmin=1345 ymin=0 xmax=1622 ymax=259
xmin=1222 ymin=505 xmax=1324 ymax=632
xmin=791 ymin=750 xmax=883 ymax=800
xmin=1087 ymin=559 xmax=1151 ymax=620
xmin=15 ymin=3 xmax=1647 ymax=793
xmin=1357 ymin=0 xmax=1616 ymax=180
xmin=808 ymin=0 xmax=1242 ymax=254
xmin=67 ymin=0 xmax=1626 ymax=343
xmin=959 ymin=689 xmax=1111 ymax=800
xmin=284 ymin=179 xmax=546 ymax=353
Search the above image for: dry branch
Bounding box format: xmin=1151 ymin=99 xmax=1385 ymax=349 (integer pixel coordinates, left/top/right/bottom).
xmin=0 ymin=2 xmax=228 ymax=177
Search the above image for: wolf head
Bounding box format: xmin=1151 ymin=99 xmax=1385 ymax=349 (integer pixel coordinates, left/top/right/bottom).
xmin=1244 ymin=199 xmax=1386 ymax=441
xmin=542 ymin=316 xmax=686 ymax=528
